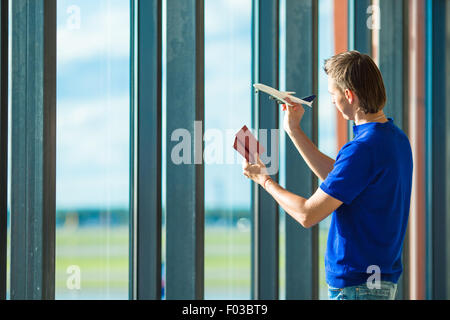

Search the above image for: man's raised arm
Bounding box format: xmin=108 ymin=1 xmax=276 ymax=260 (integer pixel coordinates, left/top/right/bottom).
xmin=283 ymin=97 xmax=335 ymax=181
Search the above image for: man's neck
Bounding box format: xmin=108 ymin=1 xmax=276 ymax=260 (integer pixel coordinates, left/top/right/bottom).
xmin=354 ymin=110 xmax=387 ymax=126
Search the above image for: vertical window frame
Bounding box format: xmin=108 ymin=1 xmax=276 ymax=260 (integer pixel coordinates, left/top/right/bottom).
xmin=10 ymin=0 xmax=57 ymax=300
xmin=251 ymin=0 xmax=280 ymax=300
xmin=284 ymin=0 xmax=319 ymax=300
xmin=129 ymin=0 xmax=163 ymax=300
xmin=0 ymin=0 xmax=9 ymax=301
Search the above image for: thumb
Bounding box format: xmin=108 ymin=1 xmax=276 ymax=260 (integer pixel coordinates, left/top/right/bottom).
xmin=255 ymin=153 xmax=263 ymax=166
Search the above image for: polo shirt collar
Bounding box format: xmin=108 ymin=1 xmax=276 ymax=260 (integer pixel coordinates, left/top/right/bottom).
xmin=353 ymin=118 xmax=394 ymax=137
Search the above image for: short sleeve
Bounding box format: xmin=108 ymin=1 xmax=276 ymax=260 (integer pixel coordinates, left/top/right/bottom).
xmin=320 ymin=142 xmax=374 ymax=205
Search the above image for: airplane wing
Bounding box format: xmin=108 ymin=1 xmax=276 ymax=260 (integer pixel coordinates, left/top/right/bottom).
xmin=287 ymin=95 xmax=316 ymax=108
xmin=253 ymin=83 xmax=315 ymax=108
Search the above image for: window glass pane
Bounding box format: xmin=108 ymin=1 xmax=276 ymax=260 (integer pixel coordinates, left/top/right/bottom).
xmin=204 ymin=0 xmax=252 ymax=299
xmin=318 ymin=0 xmax=337 ymax=300
xmin=55 ymin=0 xmax=130 ymax=299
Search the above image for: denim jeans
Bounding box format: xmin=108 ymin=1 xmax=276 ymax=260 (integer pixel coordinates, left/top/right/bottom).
xmin=328 ymin=281 xmax=397 ymax=300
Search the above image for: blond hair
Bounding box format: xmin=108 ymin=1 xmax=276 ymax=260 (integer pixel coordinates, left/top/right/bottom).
xmin=324 ymin=51 xmax=386 ymax=114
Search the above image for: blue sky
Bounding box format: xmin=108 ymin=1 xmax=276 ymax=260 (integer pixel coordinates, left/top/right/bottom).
xmin=55 ymin=0 xmax=336 ymax=210
xmin=56 ymin=0 xmax=130 ymax=209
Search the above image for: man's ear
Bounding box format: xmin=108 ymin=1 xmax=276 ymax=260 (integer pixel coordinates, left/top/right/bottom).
xmin=344 ymin=89 xmax=354 ymax=104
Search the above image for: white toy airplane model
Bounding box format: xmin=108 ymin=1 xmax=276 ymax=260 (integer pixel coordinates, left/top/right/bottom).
xmin=253 ymin=83 xmax=316 ymax=108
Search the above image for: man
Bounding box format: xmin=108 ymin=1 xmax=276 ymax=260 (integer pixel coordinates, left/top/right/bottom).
xmin=242 ymin=51 xmax=413 ymax=300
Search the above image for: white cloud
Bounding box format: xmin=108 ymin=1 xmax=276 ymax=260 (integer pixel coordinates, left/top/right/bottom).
xmin=57 ymin=96 xmax=129 ymax=167
xmin=58 ymin=5 xmax=130 ymax=66
xmin=205 ymin=0 xmax=252 ymax=39
xmin=56 ymin=96 xmax=130 ymax=208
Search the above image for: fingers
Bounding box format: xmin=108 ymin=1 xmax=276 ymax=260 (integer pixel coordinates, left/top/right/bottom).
xmin=243 ymin=154 xmax=266 ymax=180
xmin=254 ymin=153 xmax=263 ymax=166
xmin=242 ymin=164 xmax=250 ymax=179
xmin=242 ymin=158 xmax=251 ymax=179
xmin=242 ymin=157 xmax=249 ymax=168
xmin=282 ymin=104 xmax=300 ymax=112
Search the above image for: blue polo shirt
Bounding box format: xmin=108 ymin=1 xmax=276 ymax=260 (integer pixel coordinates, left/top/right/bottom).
xmin=320 ymin=118 xmax=413 ymax=289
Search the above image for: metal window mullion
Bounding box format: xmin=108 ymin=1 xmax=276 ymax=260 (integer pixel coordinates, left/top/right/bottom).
xmin=379 ymin=0 xmax=406 ymax=129
xmin=284 ymin=0 xmax=318 ymax=300
xmin=379 ymin=0 xmax=408 ymax=300
xmin=349 ymin=0 xmax=372 ymax=55
xmin=348 ymin=0 xmax=372 ymax=140
xmin=446 ymin=0 xmax=450 ymax=299
xmin=10 ymin=0 xmax=56 ymax=300
xmin=251 ymin=0 xmax=279 ymax=300
xmin=129 ymin=0 xmax=136 ymax=300
xmin=0 ymin=0 xmax=9 ymax=301
xmin=130 ymin=0 xmax=163 ymax=300
xmin=426 ymin=0 xmax=447 ymax=300
xmin=165 ymin=0 xmax=204 ymax=300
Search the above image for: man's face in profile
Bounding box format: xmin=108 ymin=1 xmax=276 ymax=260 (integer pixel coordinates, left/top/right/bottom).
xmin=328 ymin=77 xmax=355 ymax=121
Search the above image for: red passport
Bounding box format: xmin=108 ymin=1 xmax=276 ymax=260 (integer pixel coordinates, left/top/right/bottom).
xmin=233 ymin=125 xmax=265 ymax=163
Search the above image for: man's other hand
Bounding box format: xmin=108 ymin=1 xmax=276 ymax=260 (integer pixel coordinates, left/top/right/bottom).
xmin=242 ymin=153 xmax=270 ymax=187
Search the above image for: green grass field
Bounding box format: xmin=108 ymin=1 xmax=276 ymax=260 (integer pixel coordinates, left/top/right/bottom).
xmin=52 ymin=224 xmax=330 ymax=300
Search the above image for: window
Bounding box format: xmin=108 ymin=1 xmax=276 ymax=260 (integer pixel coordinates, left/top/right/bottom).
xmin=204 ymin=0 xmax=252 ymax=299
xmin=55 ymin=0 xmax=130 ymax=299
xmin=2 ymin=0 xmax=446 ymax=302
xmin=318 ymin=0 xmax=338 ymax=300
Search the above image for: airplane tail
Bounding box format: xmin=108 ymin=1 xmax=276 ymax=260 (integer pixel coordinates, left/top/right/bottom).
xmin=301 ymin=95 xmax=316 ymax=103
